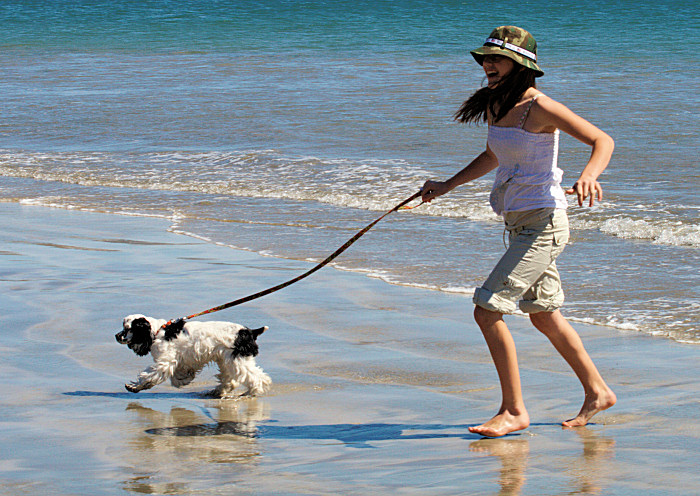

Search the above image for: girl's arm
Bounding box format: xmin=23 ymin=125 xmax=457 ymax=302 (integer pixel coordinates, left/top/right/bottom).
xmin=422 ymin=145 xmax=499 ymax=202
xmin=533 ymin=96 xmax=615 ymax=207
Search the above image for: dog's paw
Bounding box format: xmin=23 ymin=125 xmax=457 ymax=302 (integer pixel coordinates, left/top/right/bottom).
xmin=208 ymin=386 xmax=240 ymax=399
xmin=125 ymin=383 xmax=141 ymax=393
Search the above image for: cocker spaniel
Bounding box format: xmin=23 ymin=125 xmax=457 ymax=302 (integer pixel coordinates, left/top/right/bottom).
xmin=115 ymin=314 xmax=271 ymax=398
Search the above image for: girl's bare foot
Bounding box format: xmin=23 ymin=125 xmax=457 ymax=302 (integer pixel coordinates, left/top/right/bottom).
xmin=562 ymin=388 xmax=617 ymax=428
xmin=469 ymin=409 xmax=530 ymax=437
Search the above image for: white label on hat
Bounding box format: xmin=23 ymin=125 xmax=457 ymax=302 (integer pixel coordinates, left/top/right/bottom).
xmin=485 ymin=38 xmax=537 ymax=61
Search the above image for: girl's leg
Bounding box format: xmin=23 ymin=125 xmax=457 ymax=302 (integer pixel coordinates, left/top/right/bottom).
xmin=529 ymin=310 xmax=616 ymax=426
xmin=469 ymin=306 xmax=531 ymax=437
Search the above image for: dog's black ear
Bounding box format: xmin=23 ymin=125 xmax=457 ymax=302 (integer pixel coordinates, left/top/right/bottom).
xmin=231 ymin=328 xmax=259 ymax=358
xmin=128 ymin=317 xmax=153 ymax=356
xmin=131 ymin=317 xmax=152 ymax=338
xmin=131 ymin=341 xmax=152 ymax=357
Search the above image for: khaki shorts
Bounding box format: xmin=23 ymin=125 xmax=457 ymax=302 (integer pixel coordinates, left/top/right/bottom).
xmin=473 ymin=208 xmax=570 ymax=314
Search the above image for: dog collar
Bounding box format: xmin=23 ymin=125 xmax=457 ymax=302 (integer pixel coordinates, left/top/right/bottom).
xmin=153 ymin=325 xmax=165 ymax=339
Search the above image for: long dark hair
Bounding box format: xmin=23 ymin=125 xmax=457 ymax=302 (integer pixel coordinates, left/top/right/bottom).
xmin=453 ymin=66 xmax=538 ymax=124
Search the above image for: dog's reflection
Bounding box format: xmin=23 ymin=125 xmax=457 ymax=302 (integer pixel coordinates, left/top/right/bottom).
xmin=126 ymin=399 xmax=268 ymax=466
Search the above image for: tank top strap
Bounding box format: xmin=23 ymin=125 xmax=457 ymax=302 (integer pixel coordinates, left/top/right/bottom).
xmin=518 ymin=94 xmax=540 ymax=129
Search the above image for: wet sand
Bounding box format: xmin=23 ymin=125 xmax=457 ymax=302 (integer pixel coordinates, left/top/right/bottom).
xmin=1 ymin=203 xmax=698 ymax=495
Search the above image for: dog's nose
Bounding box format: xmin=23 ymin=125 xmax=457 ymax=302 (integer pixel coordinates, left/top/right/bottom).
xmin=115 ymin=330 xmax=126 ymax=343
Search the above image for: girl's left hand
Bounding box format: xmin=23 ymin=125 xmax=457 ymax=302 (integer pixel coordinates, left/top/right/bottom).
xmin=566 ymin=178 xmax=603 ymax=207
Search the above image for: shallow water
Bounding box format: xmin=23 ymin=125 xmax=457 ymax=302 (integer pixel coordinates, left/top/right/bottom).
xmin=1 ymin=204 xmax=699 ymax=496
xmin=0 ymin=0 xmax=698 ymax=342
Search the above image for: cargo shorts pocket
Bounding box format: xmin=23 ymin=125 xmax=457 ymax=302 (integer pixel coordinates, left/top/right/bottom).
xmin=473 ymin=272 xmax=531 ymax=314
xmin=499 ymin=273 xmax=531 ymax=298
xmin=550 ymin=227 xmax=569 ymax=261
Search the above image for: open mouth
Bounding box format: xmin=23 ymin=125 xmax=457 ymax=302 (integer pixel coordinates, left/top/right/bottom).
xmin=486 ymin=72 xmax=501 ymax=86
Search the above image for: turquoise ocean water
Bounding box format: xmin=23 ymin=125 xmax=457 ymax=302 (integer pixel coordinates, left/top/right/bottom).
xmin=0 ymin=0 xmax=698 ymax=342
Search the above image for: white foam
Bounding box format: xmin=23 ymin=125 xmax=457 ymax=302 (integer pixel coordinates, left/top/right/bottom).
xmin=599 ymin=217 xmax=700 ymax=247
xmin=9 ymin=148 xmax=697 ymax=250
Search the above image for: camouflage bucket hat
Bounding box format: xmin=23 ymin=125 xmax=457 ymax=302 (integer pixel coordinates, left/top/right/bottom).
xmin=470 ymin=26 xmax=544 ymax=77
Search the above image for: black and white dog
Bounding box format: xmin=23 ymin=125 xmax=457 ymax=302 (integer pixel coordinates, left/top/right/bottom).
xmin=115 ymin=314 xmax=271 ymax=398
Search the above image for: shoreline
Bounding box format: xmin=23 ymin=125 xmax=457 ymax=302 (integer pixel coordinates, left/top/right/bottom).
xmin=1 ymin=202 xmax=699 ymax=495
xmin=17 ymin=196 xmax=689 ymax=345
xmin=7 ymin=178 xmax=698 ymax=345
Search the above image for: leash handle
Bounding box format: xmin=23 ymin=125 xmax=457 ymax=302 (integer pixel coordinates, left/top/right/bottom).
xmin=161 ymin=190 xmax=423 ymax=330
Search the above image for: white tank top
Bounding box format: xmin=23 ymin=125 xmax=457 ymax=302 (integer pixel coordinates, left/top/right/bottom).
xmin=487 ymin=95 xmax=568 ymax=215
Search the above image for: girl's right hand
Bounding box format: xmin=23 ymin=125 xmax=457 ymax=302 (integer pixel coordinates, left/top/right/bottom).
xmin=421 ymin=180 xmax=450 ymax=202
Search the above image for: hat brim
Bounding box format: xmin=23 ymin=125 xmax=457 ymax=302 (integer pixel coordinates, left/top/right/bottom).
xmin=471 ymin=45 xmax=544 ymax=77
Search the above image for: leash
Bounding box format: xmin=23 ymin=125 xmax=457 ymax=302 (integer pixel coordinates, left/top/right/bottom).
xmin=161 ymin=190 xmax=425 ymax=332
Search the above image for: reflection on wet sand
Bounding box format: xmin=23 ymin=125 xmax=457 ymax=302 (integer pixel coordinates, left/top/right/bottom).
xmin=469 ymin=428 xmax=615 ymax=496
xmin=123 ymin=399 xmax=269 ymax=494
xmin=470 ymin=437 xmax=530 ymax=496
xmin=565 ymin=428 xmax=616 ymax=495
xmin=121 ymin=394 xmax=616 ymax=496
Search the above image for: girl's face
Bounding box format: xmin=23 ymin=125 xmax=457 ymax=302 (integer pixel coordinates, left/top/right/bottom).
xmin=482 ymin=55 xmax=515 ymax=87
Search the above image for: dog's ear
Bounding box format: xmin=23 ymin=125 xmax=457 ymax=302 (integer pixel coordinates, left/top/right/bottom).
xmin=131 ymin=341 xmax=152 ymax=357
xmin=128 ymin=317 xmax=153 ymax=356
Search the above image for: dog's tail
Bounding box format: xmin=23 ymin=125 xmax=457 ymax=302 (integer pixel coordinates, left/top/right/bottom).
xmin=250 ymin=326 xmax=268 ymax=338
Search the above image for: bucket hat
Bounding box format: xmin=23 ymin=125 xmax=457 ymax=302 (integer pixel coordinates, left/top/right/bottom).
xmin=470 ymin=26 xmax=544 ymax=77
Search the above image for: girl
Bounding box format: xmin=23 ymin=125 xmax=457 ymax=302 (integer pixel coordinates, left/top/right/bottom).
xmin=422 ymin=26 xmax=616 ymax=437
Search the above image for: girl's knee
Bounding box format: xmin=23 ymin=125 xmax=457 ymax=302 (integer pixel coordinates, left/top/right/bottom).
xmin=529 ymin=310 xmax=563 ymax=336
xmin=529 ymin=310 xmax=548 ymax=325
xmin=474 ymin=305 xmax=502 ymax=328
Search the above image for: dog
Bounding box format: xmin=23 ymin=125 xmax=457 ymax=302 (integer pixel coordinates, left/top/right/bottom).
xmin=115 ymin=314 xmax=271 ymax=398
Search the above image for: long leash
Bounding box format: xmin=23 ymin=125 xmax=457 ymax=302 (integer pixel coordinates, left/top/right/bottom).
xmin=161 ymin=190 xmax=425 ymax=332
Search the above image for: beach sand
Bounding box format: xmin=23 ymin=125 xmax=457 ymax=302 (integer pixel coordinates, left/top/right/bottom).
xmin=1 ymin=202 xmax=698 ymax=495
